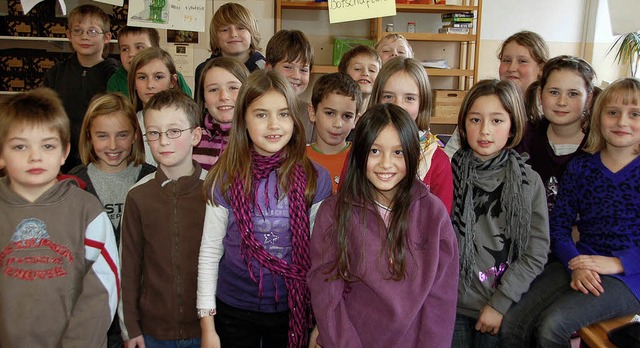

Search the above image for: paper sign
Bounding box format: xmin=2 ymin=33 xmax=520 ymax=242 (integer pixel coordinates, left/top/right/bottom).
xmin=93 ymin=0 xmax=124 ymax=6
xmin=169 ymin=44 xmax=194 ymax=77
xmin=128 ymin=0 xmax=206 ymax=32
xmin=20 ymin=0 xmax=43 ymax=14
xmin=328 ymin=0 xmax=396 ymax=24
xmin=608 ymin=0 xmax=640 ymax=34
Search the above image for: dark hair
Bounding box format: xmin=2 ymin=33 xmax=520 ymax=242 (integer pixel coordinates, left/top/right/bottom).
xmin=457 ymin=79 xmax=526 ymax=150
xmin=311 ymin=72 xmax=363 ymax=115
xmin=338 ymin=45 xmax=381 ymax=75
xmin=195 ymin=57 xmax=250 ymax=122
xmin=117 ymin=26 xmax=161 ymax=47
xmin=144 ymin=89 xmax=201 ymax=128
xmin=266 ymin=30 xmax=314 ymax=69
xmin=535 ymin=55 xmax=596 ymax=130
xmin=331 ymin=103 xmax=420 ymax=282
xmin=128 ymin=47 xmax=180 ymax=111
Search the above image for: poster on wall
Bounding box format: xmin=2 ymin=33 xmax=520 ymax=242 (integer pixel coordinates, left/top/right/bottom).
xmin=127 ymin=0 xmax=206 ymax=32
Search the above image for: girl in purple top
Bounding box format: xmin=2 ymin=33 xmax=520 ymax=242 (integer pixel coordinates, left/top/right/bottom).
xmin=193 ymin=57 xmax=249 ymax=170
xmin=197 ymin=70 xmax=331 ymax=348
xmin=307 ymin=104 xmax=459 ymax=348
xmin=500 ymin=78 xmax=640 ymax=347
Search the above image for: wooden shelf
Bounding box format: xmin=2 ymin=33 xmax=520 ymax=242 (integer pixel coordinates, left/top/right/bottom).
xmin=280 ymin=1 xmax=476 ymax=13
xmin=312 ymin=65 xmax=474 ymax=78
xmin=395 ymin=32 xmax=476 ymax=42
xmin=0 ymin=36 xmax=118 ymax=44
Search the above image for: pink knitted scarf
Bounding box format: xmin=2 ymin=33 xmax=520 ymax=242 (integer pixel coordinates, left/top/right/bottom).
xmin=229 ymin=149 xmax=311 ymax=348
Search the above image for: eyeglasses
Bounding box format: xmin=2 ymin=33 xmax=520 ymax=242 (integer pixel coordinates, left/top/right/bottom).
xmin=70 ymin=28 xmax=104 ymax=37
xmin=144 ymin=127 xmax=195 ymax=141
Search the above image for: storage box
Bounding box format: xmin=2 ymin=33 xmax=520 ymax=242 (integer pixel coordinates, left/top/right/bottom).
xmin=41 ymin=17 xmax=68 ymax=38
xmin=112 ymin=0 xmax=129 ymax=21
xmin=431 ymin=89 xmax=467 ymax=124
xmin=31 ymin=53 xmax=57 ymax=74
xmin=7 ymin=0 xmax=55 ymax=18
xmin=7 ymin=16 xmax=39 ymax=37
xmin=1 ymin=74 xmax=28 ymax=92
xmin=332 ymin=37 xmax=375 ymax=66
xmin=0 ymin=49 xmax=32 ymax=74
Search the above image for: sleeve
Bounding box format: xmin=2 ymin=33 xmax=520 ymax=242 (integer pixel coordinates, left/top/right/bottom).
xmin=443 ymin=127 xmax=461 ymax=159
xmin=420 ymin=209 xmax=459 ymax=347
xmin=307 ymin=200 xmax=363 ymax=348
xmin=313 ymin=164 xmax=333 ymax=204
xmin=197 ymin=203 xmax=229 ymax=311
xmin=489 ymin=171 xmax=550 ymax=315
xmin=177 ymin=72 xmax=193 ymax=97
xmin=549 ymin=160 xmax=582 ymax=267
xmin=614 ymin=247 xmax=640 ymax=276
xmin=106 ymin=74 xmax=118 ymax=93
xmin=427 ymin=148 xmax=453 ymax=214
xmin=118 ymin=193 xmax=145 ymax=339
xmin=61 ymin=211 xmax=120 ymax=346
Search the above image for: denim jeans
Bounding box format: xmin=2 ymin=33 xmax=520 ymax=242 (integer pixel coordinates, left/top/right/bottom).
xmin=500 ymin=262 xmax=640 ymax=348
xmin=452 ymin=313 xmax=500 ymax=348
xmin=143 ymin=335 xmax=201 ymax=348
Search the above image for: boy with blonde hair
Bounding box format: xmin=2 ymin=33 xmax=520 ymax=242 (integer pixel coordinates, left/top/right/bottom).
xmin=0 ymin=88 xmax=119 ymax=347
xmin=119 ymin=90 xmax=205 ymax=347
xmin=45 ymin=4 xmax=118 ymax=172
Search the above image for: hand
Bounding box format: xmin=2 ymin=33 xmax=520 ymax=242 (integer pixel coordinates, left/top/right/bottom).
xmin=571 ymin=268 xmax=604 ymax=296
xmin=201 ymin=331 xmax=221 ymax=348
xmin=124 ymin=335 xmax=146 ymax=348
xmin=308 ymin=326 xmax=322 ymax=348
xmin=475 ymin=305 xmax=503 ymax=335
xmin=569 ymin=255 xmax=623 ymax=275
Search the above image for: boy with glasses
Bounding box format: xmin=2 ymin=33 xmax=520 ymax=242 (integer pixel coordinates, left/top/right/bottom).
xmin=45 ymin=4 xmax=118 ymax=173
xmin=119 ymin=90 xmax=206 ymax=347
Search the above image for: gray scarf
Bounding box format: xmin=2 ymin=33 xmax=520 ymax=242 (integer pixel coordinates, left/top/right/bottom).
xmin=451 ymin=148 xmax=532 ymax=288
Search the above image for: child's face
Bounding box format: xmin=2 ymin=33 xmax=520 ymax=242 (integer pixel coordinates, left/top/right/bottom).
xmin=366 ymin=124 xmax=406 ymax=206
xmin=377 ymin=39 xmax=411 ymax=64
xmin=203 ymin=67 xmax=242 ymax=124
xmin=380 ymin=71 xmax=420 ymax=121
xmin=540 ymin=69 xmax=590 ymax=130
xmin=599 ymin=96 xmax=640 ymax=153
xmin=465 ymin=95 xmax=512 ymax=161
xmin=67 ymin=17 xmax=111 ymax=59
xmin=90 ymin=112 xmax=136 ymax=174
xmin=144 ymin=107 xmax=202 ymax=176
xmin=135 ymin=58 xmax=177 ymax=105
xmin=0 ymin=124 xmax=69 ymax=202
xmin=499 ymin=41 xmax=542 ymax=92
xmin=270 ymin=59 xmax=310 ymax=96
xmin=309 ymin=92 xmax=357 ymax=154
xmin=245 ymin=89 xmax=294 ymax=156
xmin=119 ymin=33 xmax=153 ymax=71
xmin=346 ymin=54 xmax=380 ymax=96
xmin=216 ymin=24 xmax=251 ymax=57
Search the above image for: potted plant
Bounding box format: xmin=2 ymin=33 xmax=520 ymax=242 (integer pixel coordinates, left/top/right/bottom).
xmin=608 ymin=31 xmax=640 ymax=77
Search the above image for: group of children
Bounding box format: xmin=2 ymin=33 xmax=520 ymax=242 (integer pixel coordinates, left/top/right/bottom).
xmin=0 ymin=2 xmax=638 ymax=348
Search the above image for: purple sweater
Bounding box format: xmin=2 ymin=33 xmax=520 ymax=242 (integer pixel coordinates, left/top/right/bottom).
xmin=212 ymin=163 xmax=332 ymax=312
xmin=307 ymin=180 xmax=459 ymax=348
xmin=551 ymin=152 xmax=640 ymax=301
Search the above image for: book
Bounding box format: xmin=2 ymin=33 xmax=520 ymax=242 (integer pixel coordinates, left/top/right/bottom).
xmin=442 ymin=22 xmax=474 ymax=28
xmin=441 ymin=17 xmax=474 ymax=23
xmin=438 ymin=27 xmax=471 ymax=34
xmin=441 ymin=12 xmax=474 ymax=19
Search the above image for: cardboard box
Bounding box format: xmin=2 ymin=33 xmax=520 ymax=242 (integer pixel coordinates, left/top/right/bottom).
xmin=41 ymin=17 xmax=68 ymax=38
xmin=332 ymin=37 xmax=375 ymax=66
xmin=1 ymin=74 xmax=28 ymax=92
xmin=7 ymin=16 xmax=39 ymax=37
xmin=7 ymin=0 xmax=55 ymax=18
xmin=0 ymin=49 xmax=32 ymax=74
xmin=112 ymin=0 xmax=129 ymax=21
xmin=431 ymin=89 xmax=467 ymax=124
xmin=32 ymin=52 xmax=57 ymax=74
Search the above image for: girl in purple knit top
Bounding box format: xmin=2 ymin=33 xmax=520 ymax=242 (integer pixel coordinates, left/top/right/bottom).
xmin=500 ymin=78 xmax=640 ymax=347
xmin=193 ymin=57 xmax=249 ymax=170
xmin=197 ymin=70 xmax=331 ymax=348
xmin=308 ymin=104 xmax=459 ymax=348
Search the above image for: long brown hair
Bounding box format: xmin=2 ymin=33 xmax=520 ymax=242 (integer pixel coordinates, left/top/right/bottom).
xmin=203 ymin=70 xmax=318 ymax=206
xmin=331 ymin=103 xmax=420 ymax=282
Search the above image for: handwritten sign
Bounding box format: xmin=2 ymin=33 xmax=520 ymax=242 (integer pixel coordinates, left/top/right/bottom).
xmin=128 ymin=0 xmax=206 ymax=32
xmin=328 ymin=0 xmax=396 ymax=24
